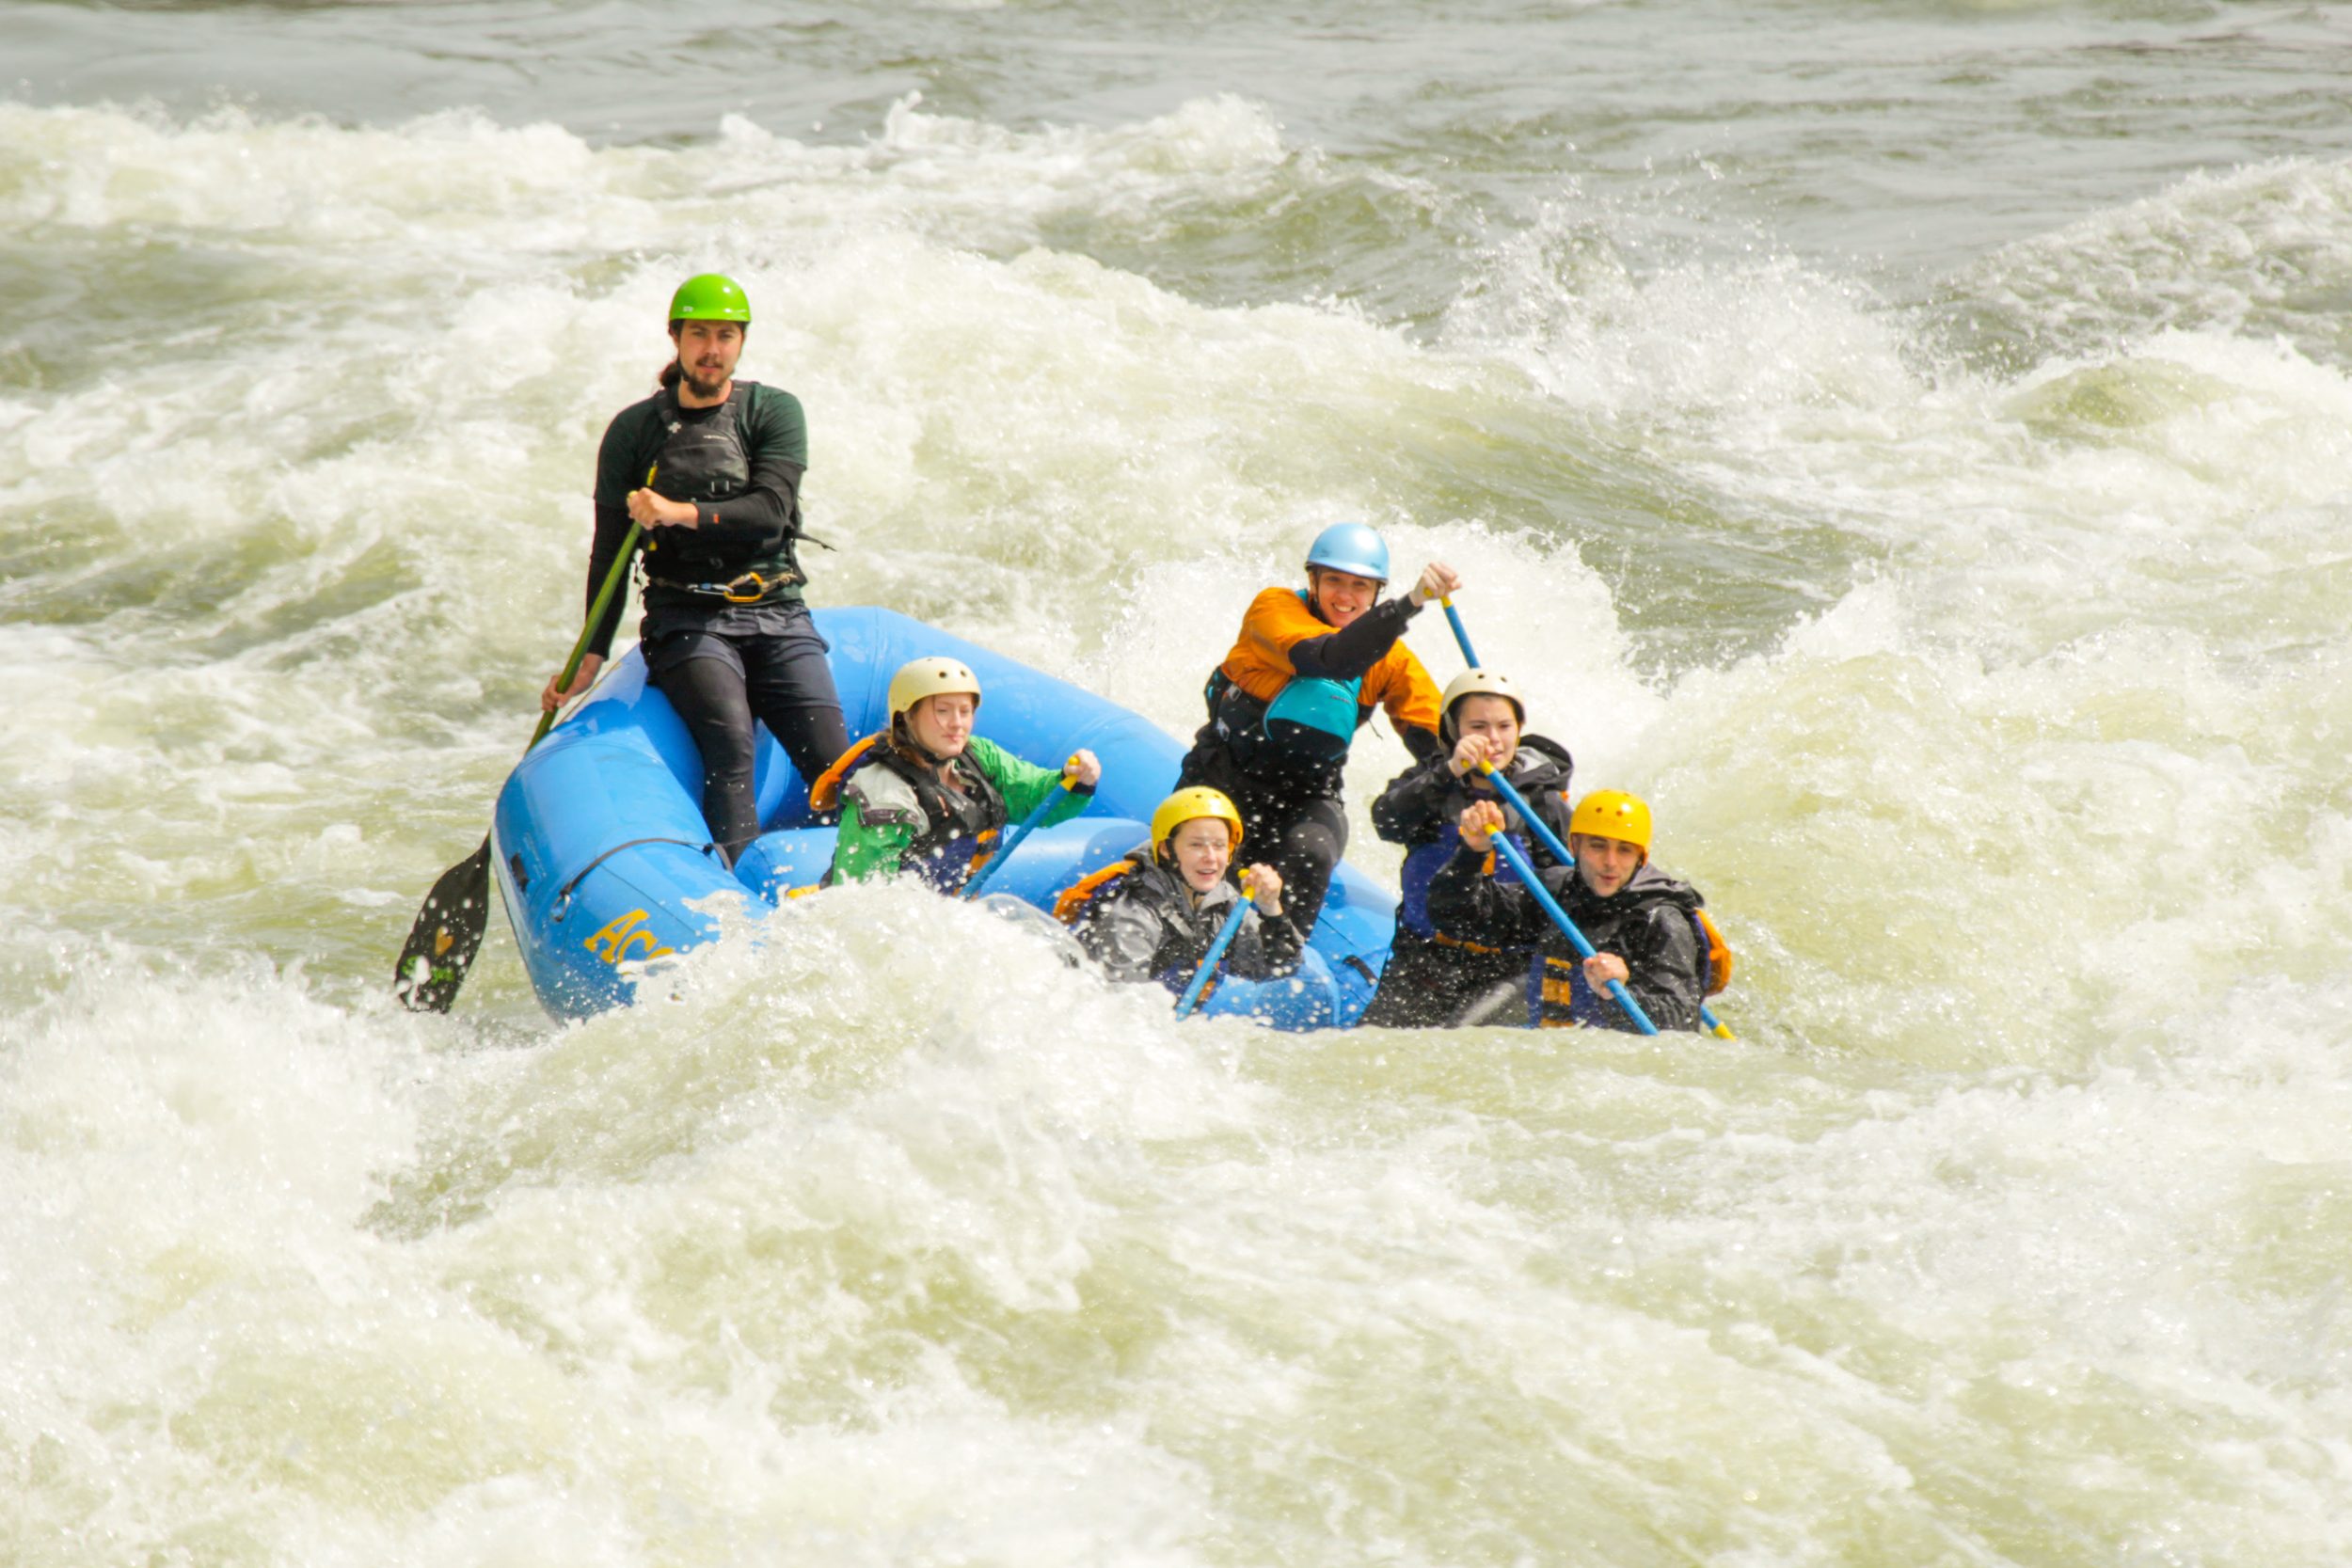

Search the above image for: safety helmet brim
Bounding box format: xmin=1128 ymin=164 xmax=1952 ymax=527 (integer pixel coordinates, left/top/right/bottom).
xmin=888 ymin=657 xmax=984 ymax=721
xmin=1304 ymin=521 xmax=1391 ymax=583
xmin=1151 ymin=786 xmax=1246 ymax=861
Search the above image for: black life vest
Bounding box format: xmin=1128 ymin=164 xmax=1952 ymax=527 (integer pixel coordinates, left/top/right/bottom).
xmin=1527 ymin=906 xmax=1732 ymax=1029
xmin=1389 ymin=739 xmax=1574 ymax=942
xmin=816 ymin=736 xmax=1008 ymax=892
xmin=640 ymin=383 xmax=803 ymax=599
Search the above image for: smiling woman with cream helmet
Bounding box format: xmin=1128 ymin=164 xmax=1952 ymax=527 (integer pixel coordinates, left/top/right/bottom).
xmin=815 ymin=657 xmax=1101 ymax=891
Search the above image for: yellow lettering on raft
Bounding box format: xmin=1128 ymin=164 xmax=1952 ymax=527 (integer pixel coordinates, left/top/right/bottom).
xmin=583 ymin=909 xmax=673 ymax=965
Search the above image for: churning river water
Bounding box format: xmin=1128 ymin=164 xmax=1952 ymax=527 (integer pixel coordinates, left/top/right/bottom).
xmin=6 ymin=2 xmax=2352 ymax=1563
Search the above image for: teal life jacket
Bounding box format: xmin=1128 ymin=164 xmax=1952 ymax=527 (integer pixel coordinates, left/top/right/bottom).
xmin=1204 ymin=592 xmax=1367 ymax=791
xmin=1262 ymin=669 xmax=1363 ymax=761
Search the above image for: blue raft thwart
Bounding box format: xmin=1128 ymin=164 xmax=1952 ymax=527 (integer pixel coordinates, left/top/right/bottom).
xmin=490 ymin=606 xmax=1396 ymax=1028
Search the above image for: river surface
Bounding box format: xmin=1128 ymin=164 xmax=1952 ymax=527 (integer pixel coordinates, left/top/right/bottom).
xmin=6 ymin=2 xmax=2352 ymax=1563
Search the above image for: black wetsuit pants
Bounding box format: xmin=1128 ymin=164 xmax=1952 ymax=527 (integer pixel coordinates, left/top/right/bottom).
xmin=643 ymin=598 xmax=849 ymax=865
xmin=1176 ymin=747 xmax=1349 ymax=938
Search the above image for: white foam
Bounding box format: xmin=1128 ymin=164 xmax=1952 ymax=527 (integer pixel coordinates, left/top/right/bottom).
xmin=8 ymin=85 xmax=2352 ymax=1567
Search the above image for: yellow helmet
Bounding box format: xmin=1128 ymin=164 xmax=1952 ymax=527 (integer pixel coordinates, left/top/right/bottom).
xmin=1151 ymin=786 xmax=1245 ymax=861
xmin=1439 ymin=668 xmax=1526 ymax=734
xmin=1568 ymin=789 xmax=1652 ymax=861
xmin=887 ymin=657 xmax=982 ymax=721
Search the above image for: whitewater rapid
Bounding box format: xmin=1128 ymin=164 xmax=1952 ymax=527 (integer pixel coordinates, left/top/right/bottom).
xmin=7 ymin=8 xmax=2352 ymax=1560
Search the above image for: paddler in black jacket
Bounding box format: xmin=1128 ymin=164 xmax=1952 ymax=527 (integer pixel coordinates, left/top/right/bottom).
xmin=1429 ymin=789 xmax=1713 ymax=1033
xmin=1359 ymin=669 xmax=1575 ymax=1027
xmin=541 ymin=273 xmax=849 ymax=866
xmin=1057 ymin=786 xmax=1303 ymax=992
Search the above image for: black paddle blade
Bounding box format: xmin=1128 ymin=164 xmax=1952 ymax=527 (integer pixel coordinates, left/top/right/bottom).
xmin=392 ymin=837 xmax=494 ymax=1013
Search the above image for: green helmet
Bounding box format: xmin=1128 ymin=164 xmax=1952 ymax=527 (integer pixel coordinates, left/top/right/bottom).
xmin=667 ymin=273 xmax=752 ymax=325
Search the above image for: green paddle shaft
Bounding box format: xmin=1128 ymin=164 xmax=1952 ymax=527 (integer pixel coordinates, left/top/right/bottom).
xmin=392 ymin=505 xmax=647 ymax=1013
xmin=536 ymin=519 xmax=644 ymax=742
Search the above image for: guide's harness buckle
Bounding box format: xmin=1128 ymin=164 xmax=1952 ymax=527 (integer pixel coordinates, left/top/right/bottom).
xmin=677 ymin=570 xmax=781 ymax=604
xmin=715 ymin=571 xmax=770 ymax=604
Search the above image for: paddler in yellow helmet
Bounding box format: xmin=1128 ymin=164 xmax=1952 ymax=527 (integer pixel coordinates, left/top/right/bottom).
xmin=813 ymin=657 xmax=1101 ymax=891
xmin=542 ymin=273 xmax=849 ymax=867
xmin=1175 ymin=522 xmax=1459 ymax=939
xmin=1429 ymin=789 xmax=1729 ymax=1032
xmin=1055 ymin=786 xmax=1301 ymax=990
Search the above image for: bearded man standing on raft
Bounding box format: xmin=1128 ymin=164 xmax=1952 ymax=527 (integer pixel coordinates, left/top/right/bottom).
xmin=542 ymin=273 xmax=849 ymax=866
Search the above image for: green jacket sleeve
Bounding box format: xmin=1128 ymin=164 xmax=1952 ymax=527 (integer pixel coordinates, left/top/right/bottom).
xmin=828 ymin=798 xmax=916 ymax=883
xmin=968 ymin=737 xmax=1090 ymax=826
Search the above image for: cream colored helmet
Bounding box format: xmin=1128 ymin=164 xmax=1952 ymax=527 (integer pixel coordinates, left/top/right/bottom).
xmin=1439 ymin=668 xmax=1525 ymax=736
xmin=888 ymin=657 xmax=982 ymax=721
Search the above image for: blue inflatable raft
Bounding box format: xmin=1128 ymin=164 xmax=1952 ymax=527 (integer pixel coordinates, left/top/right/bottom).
xmin=489 ymin=606 xmax=1395 ymax=1026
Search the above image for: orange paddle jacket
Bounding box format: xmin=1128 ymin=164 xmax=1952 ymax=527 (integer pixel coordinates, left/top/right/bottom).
xmin=1216 ymin=587 xmax=1441 ymax=735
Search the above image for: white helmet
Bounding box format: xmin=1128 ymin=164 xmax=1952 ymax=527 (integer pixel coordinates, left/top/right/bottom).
xmin=1439 ymin=669 xmax=1525 ymax=735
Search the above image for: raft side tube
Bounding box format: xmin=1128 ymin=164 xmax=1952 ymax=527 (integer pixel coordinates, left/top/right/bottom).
xmin=491 ymin=606 xmax=1394 ymax=1025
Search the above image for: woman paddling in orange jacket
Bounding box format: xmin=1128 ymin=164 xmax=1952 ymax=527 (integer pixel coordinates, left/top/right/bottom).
xmin=1174 ymin=522 xmax=1459 ymax=938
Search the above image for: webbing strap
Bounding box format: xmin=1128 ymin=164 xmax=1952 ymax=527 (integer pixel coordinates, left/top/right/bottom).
xmin=552 ymin=837 xmax=715 ymax=910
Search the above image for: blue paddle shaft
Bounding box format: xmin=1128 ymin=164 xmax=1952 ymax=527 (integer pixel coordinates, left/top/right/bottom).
xmin=961 ymin=766 xmax=1074 ymax=900
xmin=1481 ymin=762 xmax=1730 ymax=1038
xmin=1174 ymin=887 xmax=1255 ymax=1019
xmin=1439 ymin=596 xmax=1479 ymax=668
xmin=1482 ymin=829 xmax=1659 ymax=1037
xmin=1476 ymin=765 xmax=1567 ymax=864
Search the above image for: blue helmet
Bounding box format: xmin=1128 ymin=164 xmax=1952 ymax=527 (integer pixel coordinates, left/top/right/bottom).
xmin=1304 ymin=521 xmax=1390 ymax=582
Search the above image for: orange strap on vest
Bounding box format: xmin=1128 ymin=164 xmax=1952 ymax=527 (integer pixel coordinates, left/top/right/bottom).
xmin=1536 ymin=956 xmax=1582 ymax=1028
xmin=1431 ymin=929 xmax=1506 ymax=958
xmin=1053 ymin=860 xmax=1136 ymax=925
xmin=1425 ymin=847 xmax=1511 ymax=956
xmin=807 ymin=733 xmax=884 ymax=813
xmin=1693 ymin=907 xmax=1734 ymax=996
